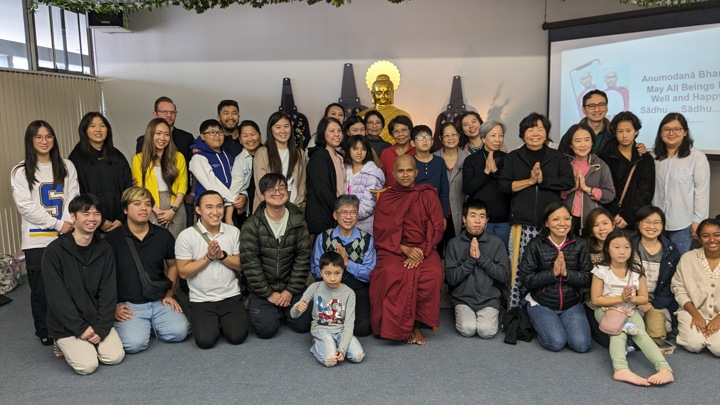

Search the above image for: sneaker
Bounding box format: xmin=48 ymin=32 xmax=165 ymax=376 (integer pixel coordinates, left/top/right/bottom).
xmin=53 ymin=342 xmax=65 ymax=359
xmin=39 ymin=337 xmax=53 ymax=346
xmin=625 ymin=344 xmax=635 ymax=354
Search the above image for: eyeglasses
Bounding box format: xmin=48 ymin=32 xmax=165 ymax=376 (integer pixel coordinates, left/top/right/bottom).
xmin=583 ymin=103 xmax=607 ymax=110
xmin=203 ymin=131 xmax=224 ymax=137
xmin=661 ymin=127 xmax=685 ymax=135
xmin=442 ymin=133 xmax=460 ymax=139
xmin=33 ymin=135 xmax=55 ymax=142
xmin=414 ymin=135 xmax=433 ymax=141
xmin=336 ymin=210 xmax=358 ymax=217
xmin=267 ymin=185 xmax=288 ymax=195
xmin=366 ymin=121 xmax=382 ymax=127
xmin=392 ymin=129 xmax=410 ymax=135
xmin=641 ymin=220 xmax=663 ymax=227
xmin=156 ymin=110 xmax=178 ymax=116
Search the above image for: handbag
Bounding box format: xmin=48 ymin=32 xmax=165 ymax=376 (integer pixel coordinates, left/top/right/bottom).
xmin=598 ymin=271 xmax=635 ymax=335
xmin=599 ymin=307 xmax=630 ymax=335
xmin=125 ymin=236 xmax=172 ymax=301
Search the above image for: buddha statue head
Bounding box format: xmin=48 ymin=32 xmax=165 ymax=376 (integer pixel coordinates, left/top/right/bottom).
xmin=371 ymin=74 xmax=395 ymax=106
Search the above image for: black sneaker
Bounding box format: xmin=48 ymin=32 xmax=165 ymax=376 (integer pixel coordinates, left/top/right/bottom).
xmin=39 ymin=337 xmax=54 ymax=346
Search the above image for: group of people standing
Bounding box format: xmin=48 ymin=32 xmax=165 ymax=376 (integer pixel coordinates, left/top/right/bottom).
xmin=10 ymin=91 xmax=716 ymax=382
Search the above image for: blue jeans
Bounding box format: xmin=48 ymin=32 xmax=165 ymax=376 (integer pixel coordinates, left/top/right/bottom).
xmin=526 ymin=301 xmax=591 ymax=353
xmin=310 ymin=330 xmax=364 ymax=367
xmin=114 ymin=301 xmax=190 ymax=353
xmin=487 ymin=222 xmax=510 ymax=250
xmin=666 ymin=226 xmax=692 ymax=256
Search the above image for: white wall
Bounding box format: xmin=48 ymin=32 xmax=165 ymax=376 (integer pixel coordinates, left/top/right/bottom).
xmin=92 ymin=0 xmax=720 ymax=215
xmin=93 ymin=0 xmax=641 ymax=154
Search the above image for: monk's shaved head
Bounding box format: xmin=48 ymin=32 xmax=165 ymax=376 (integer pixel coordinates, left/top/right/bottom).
xmin=393 ymin=154 xmax=417 ymax=188
xmin=394 ymin=154 xmax=416 ymax=171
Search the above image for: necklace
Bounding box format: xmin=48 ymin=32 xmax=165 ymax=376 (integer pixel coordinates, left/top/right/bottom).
xmin=467 ymin=143 xmax=481 ymax=155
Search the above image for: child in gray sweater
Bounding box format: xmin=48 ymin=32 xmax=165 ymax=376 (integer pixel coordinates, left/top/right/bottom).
xmin=291 ymin=251 xmax=365 ymax=367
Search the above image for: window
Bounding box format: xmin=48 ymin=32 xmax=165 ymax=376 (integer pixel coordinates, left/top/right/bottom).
xmin=0 ymin=1 xmax=93 ymax=74
xmin=34 ymin=5 xmax=93 ymax=74
xmin=0 ymin=1 xmax=30 ymax=69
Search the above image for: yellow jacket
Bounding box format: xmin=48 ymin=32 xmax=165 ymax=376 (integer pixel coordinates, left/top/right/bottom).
xmin=131 ymin=152 xmax=188 ymax=206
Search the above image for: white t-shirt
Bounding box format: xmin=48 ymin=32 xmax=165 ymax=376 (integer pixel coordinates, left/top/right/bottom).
xmin=154 ymin=166 xmax=169 ymax=192
xmin=264 ymin=208 xmax=289 ymax=240
xmin=175 ymin=220 xmax=241 ymax=302
xmin=278 ymin=148 xmax=297 ymax=201
xmin=591 ymin=264 xmax=641 ymax=308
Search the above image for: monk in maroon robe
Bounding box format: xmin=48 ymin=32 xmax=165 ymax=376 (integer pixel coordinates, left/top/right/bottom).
xmin=370 ymin=155 xmax=445 ymax=344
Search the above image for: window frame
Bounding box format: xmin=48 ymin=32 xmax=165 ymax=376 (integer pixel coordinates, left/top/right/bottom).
xmin=6 ymin=0 xmax=96 ymax=76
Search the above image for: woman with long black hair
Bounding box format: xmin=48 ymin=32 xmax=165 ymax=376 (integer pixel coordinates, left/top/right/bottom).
xmin=253 ymin=112 xmax=306 ymax=212
xmin=68 ymin=112 xmax=132 ymax=233
xmin=11 ymin=120 xmax=79 ymax=345
xmin=132 ymin=118 xmax=188 ymax=238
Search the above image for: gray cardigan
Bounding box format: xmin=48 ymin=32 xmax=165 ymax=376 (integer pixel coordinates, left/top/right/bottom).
xmin=561 ymin=153 xmax=616 ymax=232
xmin=433 ymin=148 xmax=468 ymax=235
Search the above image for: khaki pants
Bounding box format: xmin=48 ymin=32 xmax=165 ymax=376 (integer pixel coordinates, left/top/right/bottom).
xmin=56 ymin=327 xmax=125 ymax=375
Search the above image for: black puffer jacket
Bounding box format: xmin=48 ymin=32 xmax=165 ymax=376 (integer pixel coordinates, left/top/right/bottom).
xmin=517 ymin=233 xmax=593 ymax=310
xmin=240 ymin=202 xmax=311 ymax=298
xmin=597 ymin=140 xmax=655 ymax=230
xmin=498 ymin=145 xmax=575 ymax=228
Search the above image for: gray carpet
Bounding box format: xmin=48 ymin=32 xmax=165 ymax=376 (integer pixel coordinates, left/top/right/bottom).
xmin=1 ymin=280 xmax=718 ymax=405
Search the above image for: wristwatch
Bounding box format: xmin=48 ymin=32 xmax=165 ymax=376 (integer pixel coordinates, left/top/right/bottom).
xmin=218 ymin=250 xmax=228 ymax=261
xmin=170 ymin=206 xmax=178 ymax=212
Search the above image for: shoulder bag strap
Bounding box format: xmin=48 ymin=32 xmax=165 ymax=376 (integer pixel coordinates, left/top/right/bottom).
xmin=124 ymin=236 xmax=146 ymax=277
xmin=193 ymin=224 xmax=212 ymax=244
xmin=617 ymin=163 xmax=637 ymax=208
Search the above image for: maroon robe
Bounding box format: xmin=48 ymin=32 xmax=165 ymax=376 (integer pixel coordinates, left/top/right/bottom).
xmin=370 ymin=183 xmax=445 ymax=340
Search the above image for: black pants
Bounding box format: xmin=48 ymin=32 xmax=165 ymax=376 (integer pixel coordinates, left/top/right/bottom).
xmin=185 ymin=201 xmax=195 ymax=228
xmin=342 ymin=273 xmax=372 ymax=337
xmin=248 ymin=291 xmax=312 ymax=339
xmin=25 ymin=248 xmax=47 ymax=338
xmin=189 ymin=295 xmax=248 ymax=349
xmin=437 ymin=215 xmax=456 ymax=258
xmin=585 ymin=304 xmax=610 ymax=349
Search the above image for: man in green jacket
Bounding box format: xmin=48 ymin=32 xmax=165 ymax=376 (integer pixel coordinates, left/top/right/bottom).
xmin=240 ymin=173 xmax=312 ymax=338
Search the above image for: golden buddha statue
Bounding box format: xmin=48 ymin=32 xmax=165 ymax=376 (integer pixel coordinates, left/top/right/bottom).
xmin=360 ymin=62 xmax=411 ymax=145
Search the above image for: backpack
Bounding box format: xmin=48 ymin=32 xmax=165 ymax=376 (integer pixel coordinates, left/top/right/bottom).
xmin=0 ymin=254 xmax=23 ymax=294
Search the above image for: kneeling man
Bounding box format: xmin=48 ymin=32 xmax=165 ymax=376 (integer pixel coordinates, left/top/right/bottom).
xmin=43 ymin=194 xmax=124 ymax=375
xmin=106 ymin=187 xmax=189 ymax=353
xmin=370 ymin=155 xmax=445 ymax=345
xmin=445 ymin=199 xmax=510 ymax=338
xmin=176 ymin=191 xmax=247 ymax=348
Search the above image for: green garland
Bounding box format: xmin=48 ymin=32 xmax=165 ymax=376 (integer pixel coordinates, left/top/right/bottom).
xmin=28 ymin=0 xmax=709 ymax=14
xmin=29 ymin=0 xmax=408 ymax=13
xmin=618 ymin=0 xmax=707 ymax=5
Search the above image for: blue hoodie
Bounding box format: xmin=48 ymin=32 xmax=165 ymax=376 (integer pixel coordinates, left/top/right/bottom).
xmin=190 ymin=137 xmax=235 ymax=202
